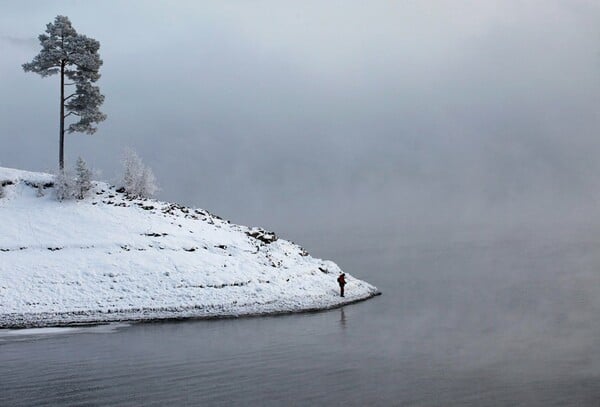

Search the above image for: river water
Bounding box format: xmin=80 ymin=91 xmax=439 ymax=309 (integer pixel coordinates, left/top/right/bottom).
xmin=2 ymin=230 xmax=600 ymax=406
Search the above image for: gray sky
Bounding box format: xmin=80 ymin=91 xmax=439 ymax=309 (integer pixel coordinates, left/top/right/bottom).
xmin=1 ymin=1 xmax=600 ymax=252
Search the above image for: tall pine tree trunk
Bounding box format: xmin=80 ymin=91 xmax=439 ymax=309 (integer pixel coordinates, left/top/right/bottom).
xmin=59 ymin=61 xmax=65 ymax=170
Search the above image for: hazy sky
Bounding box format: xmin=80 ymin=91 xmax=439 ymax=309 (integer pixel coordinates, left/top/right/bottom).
xmin=1 ymin=1 xmax=600 ymax=251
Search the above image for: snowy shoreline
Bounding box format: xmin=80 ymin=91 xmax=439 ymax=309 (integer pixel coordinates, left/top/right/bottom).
xmin=1 ymin=291 xmax=381 ymax=329
xmin=0 ymin=167 xmax=379 ymax=329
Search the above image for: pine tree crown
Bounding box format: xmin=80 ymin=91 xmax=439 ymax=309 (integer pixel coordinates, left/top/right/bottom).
xmin=23 ymin=15 xmax=106 ymax=135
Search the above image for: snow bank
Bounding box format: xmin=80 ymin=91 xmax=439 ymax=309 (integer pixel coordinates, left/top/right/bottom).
xmin=0 ymin=167 xmax=379 ymax=328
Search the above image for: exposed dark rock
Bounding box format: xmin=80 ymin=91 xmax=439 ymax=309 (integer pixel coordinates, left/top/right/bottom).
xmin=22 ymin=180 xmax=54 ymax=189
xmin=246 ymin=228 xmax=278 ymax=244
xmin=142 ymin=232 xmax=167 ymax=237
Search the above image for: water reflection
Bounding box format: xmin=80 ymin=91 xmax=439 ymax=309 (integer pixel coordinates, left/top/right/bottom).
xmin=3 ymin=238 xmax=600 ymax=405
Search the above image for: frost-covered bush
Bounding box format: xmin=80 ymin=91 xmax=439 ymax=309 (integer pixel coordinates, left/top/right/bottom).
xmin=54 ymin=170 xmax=74 ymax=201
xmin=54 ymin=158 xmax=94 ymax=201
xmin=74 ymin=157 xmax=92 ymax=199
xmin=0 ymin=184 xmax=4 ymax=199
xmin=121 ymin=149 xmax=158 ymax=198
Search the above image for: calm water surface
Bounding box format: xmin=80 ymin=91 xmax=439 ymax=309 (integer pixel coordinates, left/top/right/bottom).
xmin=3 ymin=235 xmax=600 ymax=406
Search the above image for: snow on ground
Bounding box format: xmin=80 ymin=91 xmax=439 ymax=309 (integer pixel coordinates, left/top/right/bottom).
xmin=0 ymin=323 xmax=129 ymax=337
xmin=0 ymin=167 xmax=379 ymax=328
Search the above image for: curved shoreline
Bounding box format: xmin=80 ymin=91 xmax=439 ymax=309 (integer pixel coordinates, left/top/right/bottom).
xmin=1 ymin=167 xmax=380 ymax=330
xmin=0 ymin=291 xmax=381 ymax=329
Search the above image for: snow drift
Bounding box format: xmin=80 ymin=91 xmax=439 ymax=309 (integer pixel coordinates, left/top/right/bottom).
xmin=0 ymin=167 xmax=378 ymax=328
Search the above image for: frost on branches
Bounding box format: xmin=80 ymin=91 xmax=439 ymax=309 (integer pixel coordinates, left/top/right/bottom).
xmin=121 ymin=150 xmax=158 ymax=199
xmin=74 ymin=157 xmax=92 ymax=199
xmin=22 ymin=15 xmax=106 ymax=170
xmin=54 ymin=157 xmax=94 ymax=201
xmin=54 ymin=170 xmax=73 ymax=201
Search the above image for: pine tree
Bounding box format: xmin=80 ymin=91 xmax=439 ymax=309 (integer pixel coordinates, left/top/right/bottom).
xmin=23 ymin=15 xmax=106 ymax=170
xmin=74 ymin=156 xmax=92 ymax=199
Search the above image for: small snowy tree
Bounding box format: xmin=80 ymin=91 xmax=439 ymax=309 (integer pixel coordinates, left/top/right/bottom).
xmin=138 ymin=166 xmax=158 ymax=198
xmin=0 ymin=184 xmax=4 ymax=199
xmin=121 ymin=149 xmax=158 ymax=198
xmin=23 ymin=15 xmax=106 ymax=170
xmin=54 ymin=170 xmax=74 ymax=201
xmin=74 ymin=157 xmax=92 ymax=199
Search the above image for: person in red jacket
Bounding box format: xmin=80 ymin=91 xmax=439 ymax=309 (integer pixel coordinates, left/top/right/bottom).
xmin=337 ymin=273 xmax=346 ymax=297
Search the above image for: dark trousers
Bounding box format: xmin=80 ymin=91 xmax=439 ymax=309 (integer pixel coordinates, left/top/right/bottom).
xmin=340 ymin=285 xmax=345 ymax=297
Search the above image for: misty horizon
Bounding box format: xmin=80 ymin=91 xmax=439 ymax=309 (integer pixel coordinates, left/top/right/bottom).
xmin=1 ymin=1 xmax=600 ymax=246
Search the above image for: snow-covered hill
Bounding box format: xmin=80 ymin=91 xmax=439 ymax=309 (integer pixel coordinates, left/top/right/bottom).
xmin=0 ymin=167 xmax=378 ymax=328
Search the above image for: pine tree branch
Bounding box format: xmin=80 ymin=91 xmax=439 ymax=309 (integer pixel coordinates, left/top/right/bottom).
xmin=64 ymin=111 xmax=80 ymax=118
xmin=64 ymin=93 xmax=76 ymax=101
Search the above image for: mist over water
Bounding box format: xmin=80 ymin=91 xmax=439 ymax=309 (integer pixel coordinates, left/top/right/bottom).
xmin=2 ymin=1 xmax=600 ymax=404
xmin=1 ymin=1 xmax=600 ymax=238
xmin=3 ymin=232 xmax=600 ymax=405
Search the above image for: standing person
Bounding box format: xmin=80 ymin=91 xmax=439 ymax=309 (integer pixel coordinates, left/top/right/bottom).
xmin=337 ymin=273 xmax=346 ymax=297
